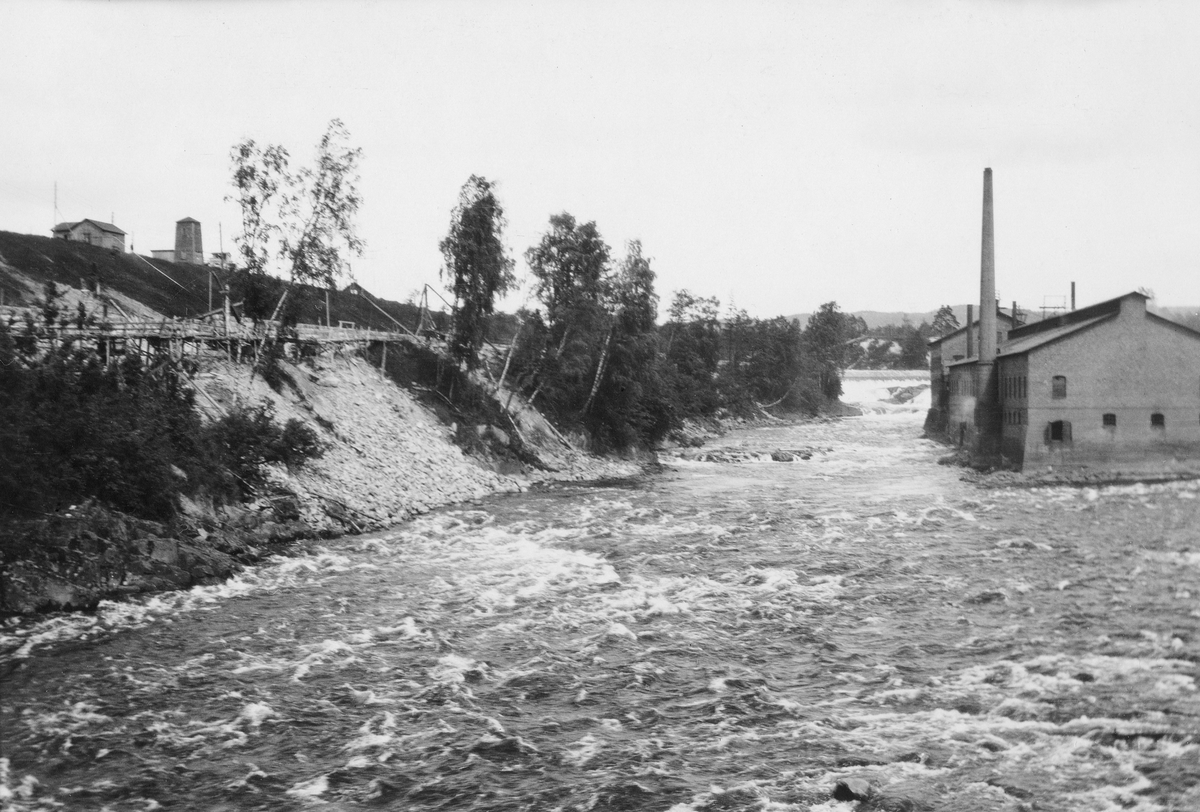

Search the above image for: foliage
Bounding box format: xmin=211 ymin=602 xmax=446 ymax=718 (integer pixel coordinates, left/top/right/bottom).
xmin=519 ymin=213 xmax=613 ymax=417
xmin=524 ymin=213 xmax=612 ymax=345
xmin=204 ymin=402 xmax=322 ymax=499
xmin=0 ymin=290 xmax=322 ymax=521
xmin=582 ymin=241 xmax=670 ymax=448
xmin=931 ymin=304 xmax=960 ymax=336
xmin=228 ymin=119 xmax=364 ymax=289
xmin=228 ymin=140 xmax=290 ymax=275
xmin=660 ymin=291 xmax=723 ymax=418
xmin=439 ymin=176 xmax=516 ymax=368
xmin=803 ymin=302 xmax=855 ymax=399
xmin=897 ymin=322 xmax=930 ymax=368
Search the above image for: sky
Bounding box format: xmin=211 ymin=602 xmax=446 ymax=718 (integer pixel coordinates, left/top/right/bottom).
xmin=2 ymin=0 xmax=1198 ymax=318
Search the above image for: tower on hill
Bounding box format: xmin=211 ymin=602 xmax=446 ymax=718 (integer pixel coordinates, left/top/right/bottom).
xmin=174 ymin=218 xmax=203 ymax=265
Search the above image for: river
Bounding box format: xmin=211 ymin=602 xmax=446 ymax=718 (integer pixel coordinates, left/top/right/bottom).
xmin=3 ymin=381 xmax=1199 ymax=811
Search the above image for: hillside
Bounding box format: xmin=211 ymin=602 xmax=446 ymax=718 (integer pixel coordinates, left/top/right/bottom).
xmin=0 ymin=230 xmax=435 ymax=334
xmin=0 ymin=229 xmax=630 ymax=614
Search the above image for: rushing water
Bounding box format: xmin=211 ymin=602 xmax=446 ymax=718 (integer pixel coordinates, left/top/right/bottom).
xmin=3 ymin=400 xmax=1200 ymax=811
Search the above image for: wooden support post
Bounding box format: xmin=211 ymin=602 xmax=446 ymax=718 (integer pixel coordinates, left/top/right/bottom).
xmin=381 ymin=340 xmax=388 ymax=371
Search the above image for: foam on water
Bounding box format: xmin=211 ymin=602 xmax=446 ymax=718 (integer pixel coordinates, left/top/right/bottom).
xmin=5 ymin=410 xmax=1200 ymax=811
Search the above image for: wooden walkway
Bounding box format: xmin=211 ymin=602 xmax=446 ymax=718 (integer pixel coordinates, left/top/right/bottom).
xmin=1 ymin=305 xmax=425 ymax=367
xmin=1 ymin=306 xmax=418 ymax=345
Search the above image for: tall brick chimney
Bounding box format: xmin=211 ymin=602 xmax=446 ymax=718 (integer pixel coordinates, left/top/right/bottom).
xmin=973 ymin=168 xmax=1000 ymax=458
xmin=979 ymin=169 xmax=996 ymax=364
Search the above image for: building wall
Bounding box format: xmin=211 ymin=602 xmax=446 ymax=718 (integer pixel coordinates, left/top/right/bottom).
xmin=1019 ymin=303 xmax=1200 ymax=469
xmin=946 ymin=363 xmax=979 ymax=446
xmin=997 ymin=355 xmax=1029 ymax=465
xmin=69 ymin=222 xmax=125 ymax=252
xmin=927 ymin=315 xmax=1014 ymax=438
xmin=935 ymin=318 xmax=1012 ymax=371
xmin=175 ymin=220 xmax=203 ymax=265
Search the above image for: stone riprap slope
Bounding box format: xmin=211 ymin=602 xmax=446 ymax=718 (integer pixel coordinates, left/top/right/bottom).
xmin=195 ymin=352 xmax=639 ymax=533
xmin=1 ymin=350 xmax=640 ymax=615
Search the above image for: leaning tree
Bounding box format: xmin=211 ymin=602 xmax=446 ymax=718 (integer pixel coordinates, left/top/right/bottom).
xmin=228 ymin=119 xmax=364 ymax=291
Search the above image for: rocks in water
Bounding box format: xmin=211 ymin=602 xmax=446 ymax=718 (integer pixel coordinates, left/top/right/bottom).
xmin=770 ymin=449 xmax=815 ymax=462
xmin=833 ymin=777 xmax=872 ymax=801
xmin=675 ymin=447 xmax=826 ymax=464
xmin=832 ymin=778 xmax=936 ymax=811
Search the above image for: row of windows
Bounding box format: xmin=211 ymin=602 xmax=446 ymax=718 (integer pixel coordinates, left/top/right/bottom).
xmin=1044 ymin=413 xmax=1195 ymax=443
xmin=1003 ymin=409 xmax=1026 ymax=426
xmin=1015 ymin=376 xmax=1200 ymax=402
xmin=1002 ymin=375 xmax=1028 ymax=400
xmin=1100 ymin=413 xmax=1169 ymax=428
xmin=952 ymin=376 xmax=978 ymax=397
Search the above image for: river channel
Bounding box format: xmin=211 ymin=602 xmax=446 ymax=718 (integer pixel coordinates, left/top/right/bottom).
xmin=3 ymin=394 xmax=1200 ymax=811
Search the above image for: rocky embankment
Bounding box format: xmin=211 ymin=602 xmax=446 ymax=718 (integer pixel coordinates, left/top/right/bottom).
xmin=0 ymin=350 xmax=640 ymax=615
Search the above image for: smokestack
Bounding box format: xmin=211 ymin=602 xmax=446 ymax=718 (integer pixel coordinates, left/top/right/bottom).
xmin=979 ymin=168 xmax=997 ymax=364
xmin=1012 ymin=300 xmax=1018 ymax=328
xmin=966 ymin=304 xmax=974 ymax=358
xmin=1070 ymin=282 xmax=1076 ymax=311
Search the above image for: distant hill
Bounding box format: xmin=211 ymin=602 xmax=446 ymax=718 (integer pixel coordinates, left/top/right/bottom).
xmin=787 ymin=309 xmax=944 ymax=329
xmin=789 ymin=303 xmax=1200 ymax=332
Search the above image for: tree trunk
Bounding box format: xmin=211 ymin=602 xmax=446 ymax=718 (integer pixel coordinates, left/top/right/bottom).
xmin=580 ymin=325 xmax=615 ymax=416
xmin=493 ymin=318 xmax=523 ymax=396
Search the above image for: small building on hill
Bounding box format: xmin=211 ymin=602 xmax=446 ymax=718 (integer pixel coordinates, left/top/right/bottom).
xmin=150 ymin=218 xmax=206 ymax=264
xmin=51 ymin=219 xmax=126 ymax=252
xmin=174 ymin=218 xmax=204 ymax=265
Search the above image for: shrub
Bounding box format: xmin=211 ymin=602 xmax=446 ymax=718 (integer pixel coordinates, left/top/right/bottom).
xmin=202 ymin=402 xmax=323 ymax=500
xmin=0 ymin=304 xmax=323 ymax=521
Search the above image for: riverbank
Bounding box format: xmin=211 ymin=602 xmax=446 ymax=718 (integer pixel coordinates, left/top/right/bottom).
xmin=0 ymin=350 xmax=641 ymax=616
xmin=0 ymin=348 xmax=864 ymax=616
xmin=7 ymin=411 xmax=1199 ymax=810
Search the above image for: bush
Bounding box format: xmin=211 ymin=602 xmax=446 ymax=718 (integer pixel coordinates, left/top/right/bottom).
xmin=202 ymin=402 xmax=323 ymax=500
xmin=0 ymin=296 xmax=323 ymax=521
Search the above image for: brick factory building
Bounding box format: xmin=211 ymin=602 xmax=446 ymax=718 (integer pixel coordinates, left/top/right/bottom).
xmin=929 ymin=169 xmax=1200 ymax=472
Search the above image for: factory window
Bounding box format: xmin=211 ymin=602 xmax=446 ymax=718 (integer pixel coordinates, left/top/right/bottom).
xmin=1102 ymin=413 xmax=1117 ymax=427
xmin=1052 ymin=376 xmax=1067 ymax=399
xmin=1046 ymin=420 xmax=1071 ymax=444
xmin=1151 ymin=413 xmax=1165 ymax=429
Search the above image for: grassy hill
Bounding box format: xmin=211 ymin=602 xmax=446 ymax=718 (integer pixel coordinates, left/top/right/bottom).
xmin=0 ymin=230 xmax=443 ymax=334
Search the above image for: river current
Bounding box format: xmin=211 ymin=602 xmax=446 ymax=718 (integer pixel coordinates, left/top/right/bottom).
xmin=3 ymin=382 xmax=1200 ymax=811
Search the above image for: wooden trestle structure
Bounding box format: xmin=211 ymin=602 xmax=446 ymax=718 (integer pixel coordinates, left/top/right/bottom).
xmin=0 ymin=305 xmax=420 ymax=365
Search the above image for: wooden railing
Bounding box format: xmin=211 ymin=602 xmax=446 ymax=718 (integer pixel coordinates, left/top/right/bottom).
xmin=1 ymin=306 xmax=418 ymax=345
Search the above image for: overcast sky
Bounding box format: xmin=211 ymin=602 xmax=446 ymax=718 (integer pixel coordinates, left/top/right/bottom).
xmin=3 ymin=0 xmax=1198 ymax=317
